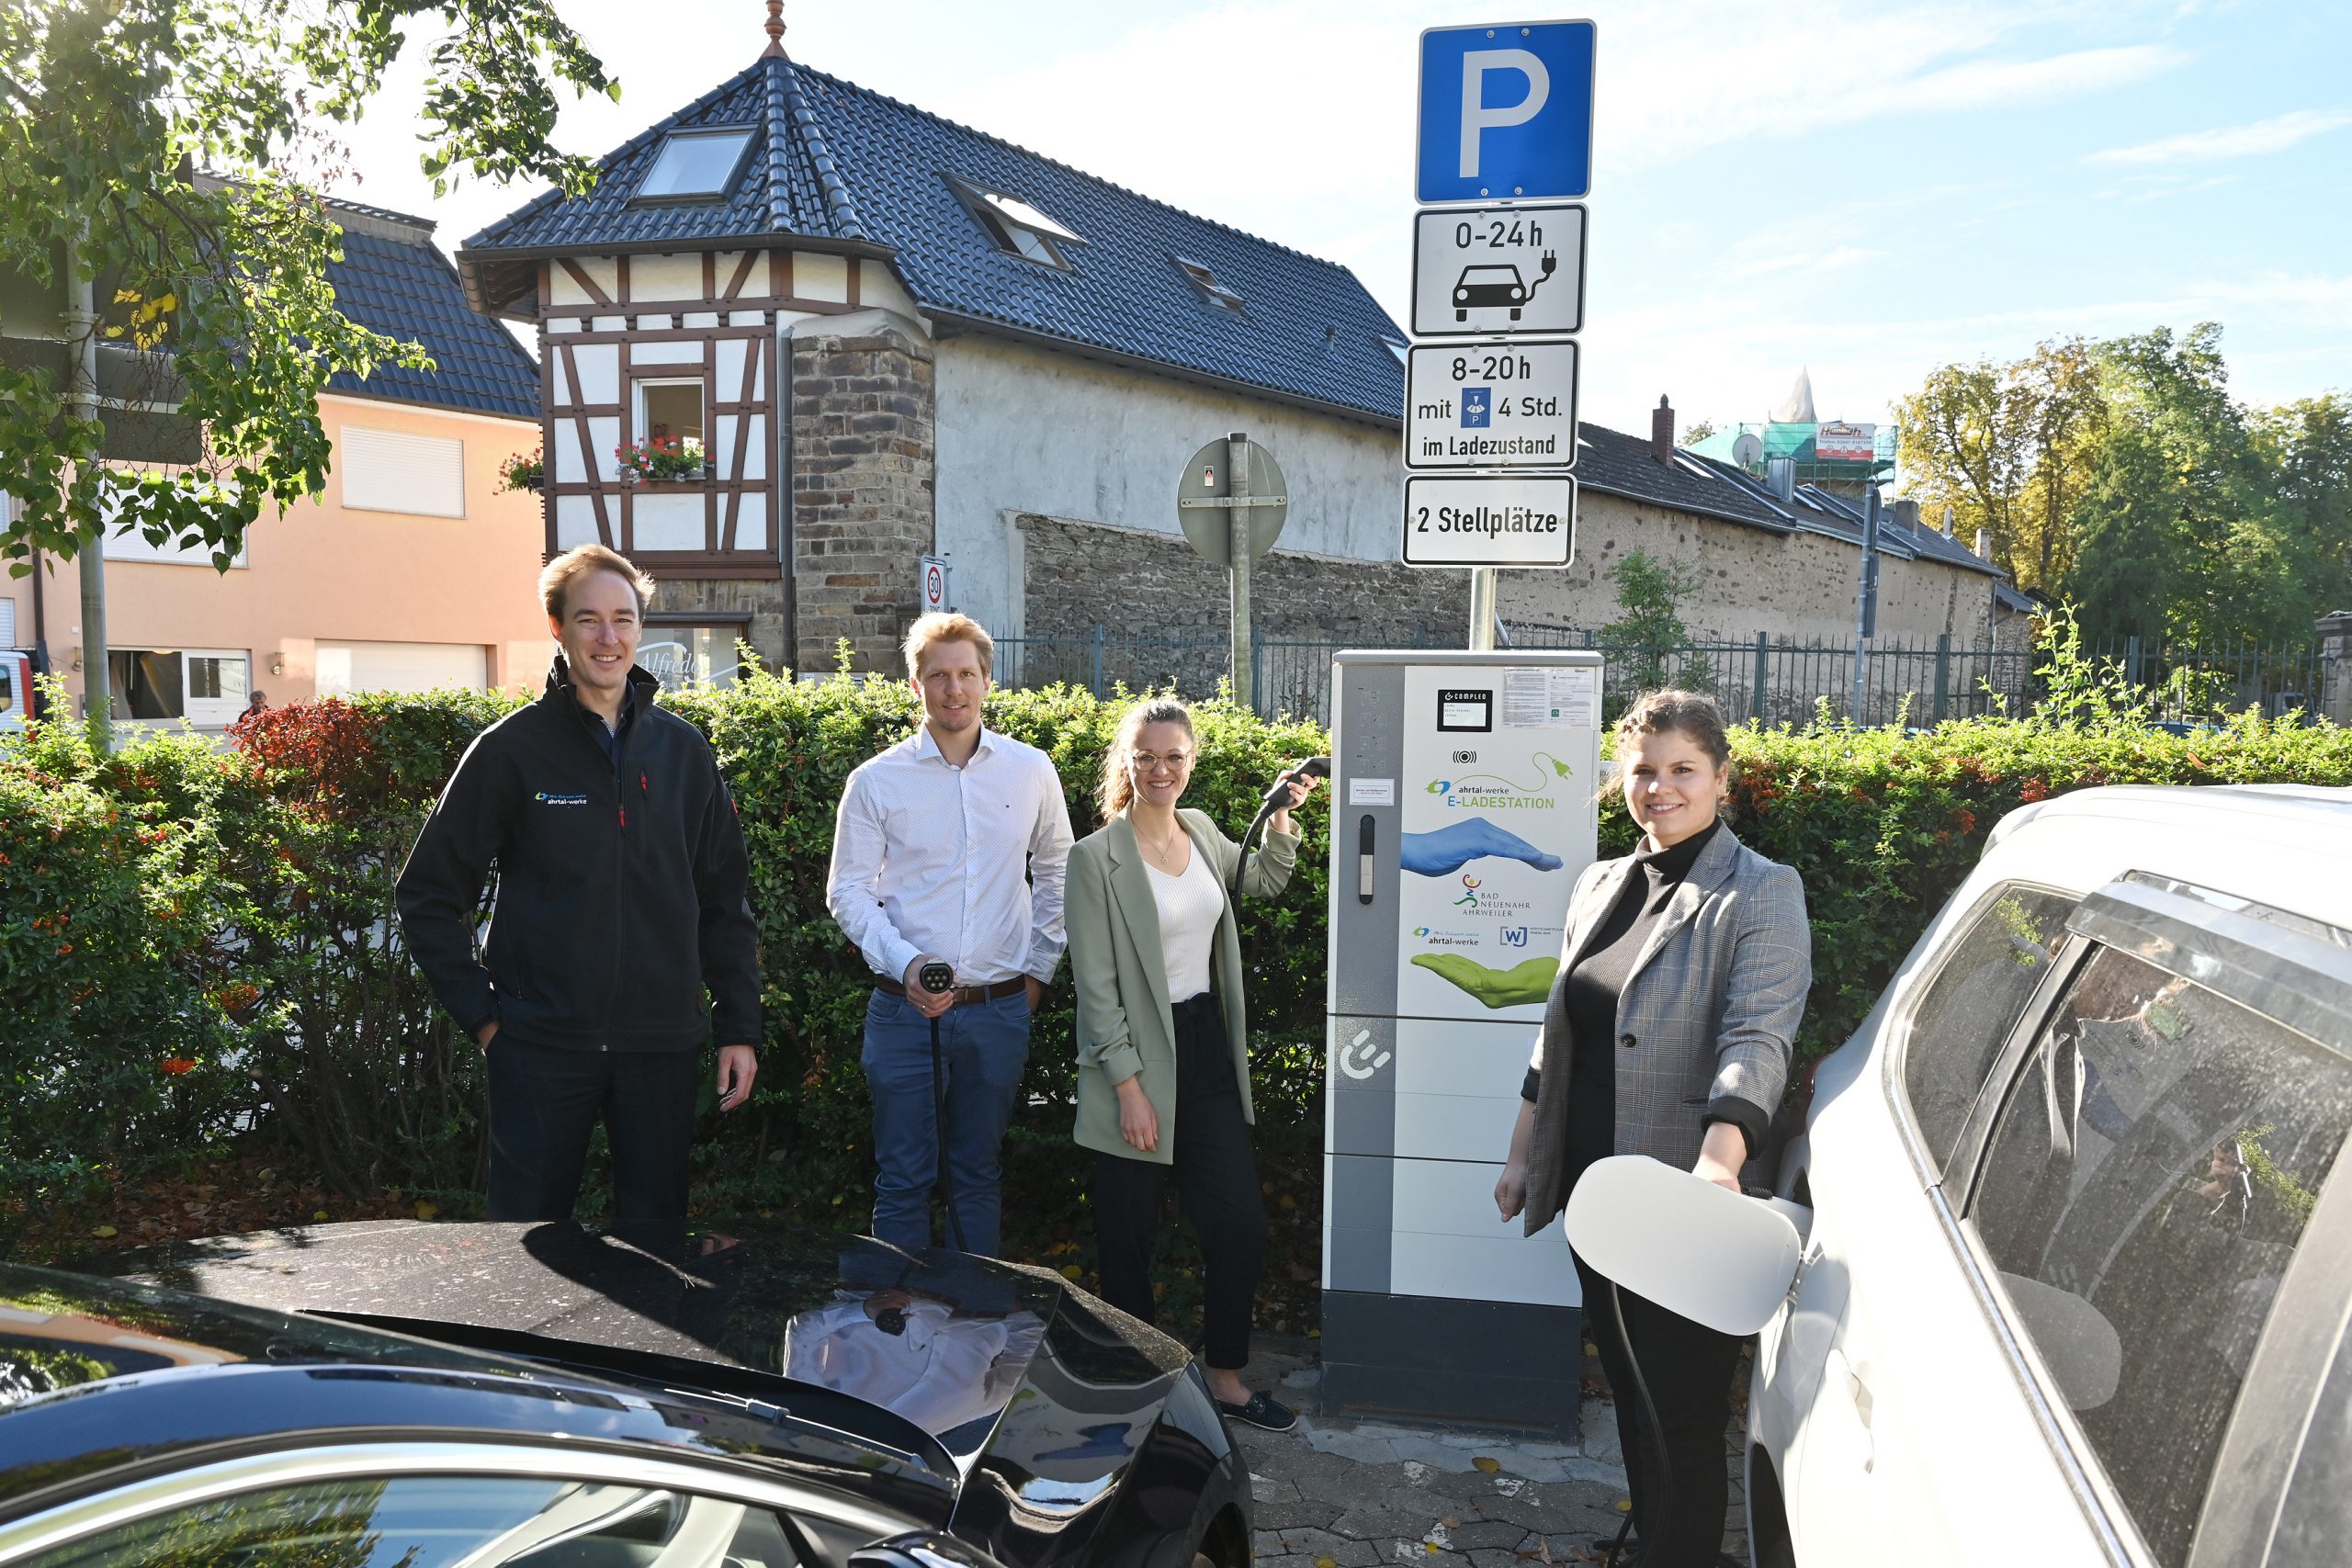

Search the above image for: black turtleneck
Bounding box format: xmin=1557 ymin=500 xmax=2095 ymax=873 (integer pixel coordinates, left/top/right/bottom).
xmin=1523 ymin=818 xmax=1747 ymax=1195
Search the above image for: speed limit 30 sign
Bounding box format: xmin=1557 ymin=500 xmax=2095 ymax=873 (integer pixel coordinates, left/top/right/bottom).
xmin=1405 ymin=338 xmax=1578 ymax=470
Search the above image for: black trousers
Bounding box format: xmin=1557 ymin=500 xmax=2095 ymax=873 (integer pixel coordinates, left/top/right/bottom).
xmin=1573 ymin=1249 xmax=1746 ymax=1568
xmin=485 ymin=1037 xmax=700 ymax=1223
xmin=1091 ymin=994 xmax=1268 ymax=1370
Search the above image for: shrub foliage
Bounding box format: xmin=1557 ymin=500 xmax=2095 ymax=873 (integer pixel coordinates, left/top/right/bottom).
xmin=6 ymin=666 xmax=2349 ymax=1306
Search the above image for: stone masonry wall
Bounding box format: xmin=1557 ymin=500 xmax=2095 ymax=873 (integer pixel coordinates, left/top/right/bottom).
xmin=790 ymin=324 xmax=936 ymax=674
xmin=1017 ymin=513 xmax=1467 ymax=642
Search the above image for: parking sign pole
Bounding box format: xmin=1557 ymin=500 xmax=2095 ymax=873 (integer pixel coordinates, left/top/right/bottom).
xmin=1467 ymin=567 xmax=1498 ymax=649
xmin=1227 ymin=431 xmax=1253 ymax=709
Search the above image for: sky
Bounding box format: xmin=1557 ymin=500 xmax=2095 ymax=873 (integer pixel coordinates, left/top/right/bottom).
xmin=325 ymin=0 xmax=2351 ymax=442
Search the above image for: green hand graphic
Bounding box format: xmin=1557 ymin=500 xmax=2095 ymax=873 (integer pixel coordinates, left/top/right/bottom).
xmin=1410 ymin=953 xmax=1559 ymax=1009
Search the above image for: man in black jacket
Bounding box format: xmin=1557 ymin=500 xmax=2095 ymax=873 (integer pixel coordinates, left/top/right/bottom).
xmin=397 ymin=545 xmax=759 ymax=1222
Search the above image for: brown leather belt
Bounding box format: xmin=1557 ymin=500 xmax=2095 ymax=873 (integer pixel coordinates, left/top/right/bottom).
xmin=873 ymin=974 xmax=1027 ymax=1008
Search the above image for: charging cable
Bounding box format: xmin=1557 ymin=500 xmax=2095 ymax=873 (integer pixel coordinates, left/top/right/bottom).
xmin=918 ymin=960 xmax=968 ymax=1254
xmin=1229 ymin=756 xmax=1330 ymax=897
xmin=1603 ymin=1279 xmax=1670 ymax=1568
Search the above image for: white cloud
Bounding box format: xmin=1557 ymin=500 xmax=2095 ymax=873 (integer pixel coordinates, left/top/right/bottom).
xmin=2085 ymin=107 xmax=2352 ymax=165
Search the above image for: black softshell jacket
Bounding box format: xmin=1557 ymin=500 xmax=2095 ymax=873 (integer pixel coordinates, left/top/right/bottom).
xmin=395 ymin=658 xmax=760 ymax=1053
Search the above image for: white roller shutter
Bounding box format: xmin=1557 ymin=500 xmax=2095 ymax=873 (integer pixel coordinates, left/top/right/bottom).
xmin=315 ymin=640 xmax=486 ymax=695
xmin=340 ymin=426 xmax=466 ymax=518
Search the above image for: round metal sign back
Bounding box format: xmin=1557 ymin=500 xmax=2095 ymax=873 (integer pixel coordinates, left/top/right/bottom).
xmin=1176 ymin=437 xmax=1288 ymax=568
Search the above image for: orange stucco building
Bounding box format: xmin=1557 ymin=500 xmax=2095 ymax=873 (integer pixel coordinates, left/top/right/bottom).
xmin=0 ymin=200 xmax=556 ymax=734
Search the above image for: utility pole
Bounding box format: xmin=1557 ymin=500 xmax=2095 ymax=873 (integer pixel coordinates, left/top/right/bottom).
xmin=64 ymin=231 xmax=109 ymax=745
xmin=1849 ymin=483 xmax=1880 ymax=724
xmin=1227 ymin=430 xmax=1252 ymax=707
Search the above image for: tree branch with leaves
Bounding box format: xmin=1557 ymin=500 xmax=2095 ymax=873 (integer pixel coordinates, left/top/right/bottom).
xmin=0 ymin=0 xmax=616 ymax=574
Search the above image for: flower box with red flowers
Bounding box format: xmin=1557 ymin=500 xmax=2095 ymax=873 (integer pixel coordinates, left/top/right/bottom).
xmin=615 ymin=435 xmax=709 ymax=486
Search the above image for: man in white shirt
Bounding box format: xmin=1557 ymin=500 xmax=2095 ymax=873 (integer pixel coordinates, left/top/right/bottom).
xmin=826 ymin=613 xmax=1075 ymax=1256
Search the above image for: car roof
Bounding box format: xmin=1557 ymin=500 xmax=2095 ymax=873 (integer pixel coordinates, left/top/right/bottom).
xmin=1983 ymin=784 xmax=2352 ymax=930
xmin=0 ymin=1253 xmax=958 ymax=1517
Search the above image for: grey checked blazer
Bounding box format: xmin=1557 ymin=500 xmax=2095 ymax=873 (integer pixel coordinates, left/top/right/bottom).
xmin=1521 ymin=824 xmax=1812 ymax=1235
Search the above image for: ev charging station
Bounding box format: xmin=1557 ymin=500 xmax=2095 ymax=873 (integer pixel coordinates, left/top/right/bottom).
xmin=1321 ymin=650 xmax=1602 ymax=1432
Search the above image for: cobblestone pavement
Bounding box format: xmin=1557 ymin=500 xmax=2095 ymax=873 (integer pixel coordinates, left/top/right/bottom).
xmin=1233 ymin=1352 xmax=1747 ymax=1568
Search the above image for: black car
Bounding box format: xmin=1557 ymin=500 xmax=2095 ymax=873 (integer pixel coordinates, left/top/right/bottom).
xmin=0 ymin=1221 xmax=1251 ymax=1568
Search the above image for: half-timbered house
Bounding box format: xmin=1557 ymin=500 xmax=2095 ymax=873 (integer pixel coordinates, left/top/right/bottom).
xmin=454 ymin=10 xmax=1417 ymax=675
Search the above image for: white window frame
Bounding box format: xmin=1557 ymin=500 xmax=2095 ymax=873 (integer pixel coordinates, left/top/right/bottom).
xmin=106 ymin=646 xmax=250 ymax=728
xmin=633 ymin=378 xmax=708 ymax=469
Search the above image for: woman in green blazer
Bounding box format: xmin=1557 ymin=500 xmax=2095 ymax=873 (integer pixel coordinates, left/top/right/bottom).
xmin=1067 ymin=695 xmax=1316 ymax=1431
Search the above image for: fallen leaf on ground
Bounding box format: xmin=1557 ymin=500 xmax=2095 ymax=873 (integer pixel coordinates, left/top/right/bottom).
xmin=89 ymin=1224 xmax=117 ymax=1238
xmin=1317 ymin=1558 xmax=1337 ymax=1567
xmin=413 ymin=1201 xmax=439 ymax=1221
xmin=1471 ymin=1456 xmax=1500 ymax=1473
xmin=312 ymin=1210 xmax=331 ymax=1222
xmin=1612 ymin=1499 xmax=1632 ymax=1512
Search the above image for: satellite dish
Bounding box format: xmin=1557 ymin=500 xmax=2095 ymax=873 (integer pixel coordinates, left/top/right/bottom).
xmin=1731 ymin=433 xmax=1763 ymax=469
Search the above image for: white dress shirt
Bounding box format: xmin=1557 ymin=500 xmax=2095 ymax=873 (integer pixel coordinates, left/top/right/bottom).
xmin=826 ymin=723 xmax=1074 ymax=986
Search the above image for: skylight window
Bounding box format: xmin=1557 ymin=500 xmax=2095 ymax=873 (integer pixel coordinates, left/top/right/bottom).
xmin=636 ymin=129 xmax=755 ymax=202
xmin=1383 ymin=337 xmax=1408 ymax=366
xmin=1174 ymin=255 xmax=1245 ymax=314
xmin=948 ymin=177 xmax=1083 ymax=268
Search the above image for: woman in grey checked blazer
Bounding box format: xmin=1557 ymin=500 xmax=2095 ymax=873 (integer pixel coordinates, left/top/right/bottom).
xmin=1495 ymin=690 xmax=1811 ymax=1568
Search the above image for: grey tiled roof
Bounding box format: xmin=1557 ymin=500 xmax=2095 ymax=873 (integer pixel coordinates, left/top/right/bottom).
xmin=1577 ymin=427 xmax=2025 ymax=600
xmin=324 ymin=208 xmax=539 ymax=420
xmin=460 ymin=53 xmax=1404 ymax=423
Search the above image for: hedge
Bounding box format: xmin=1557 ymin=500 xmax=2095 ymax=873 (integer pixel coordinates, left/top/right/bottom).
xmin=6 ymin=667 xmax=2349 ymax=1325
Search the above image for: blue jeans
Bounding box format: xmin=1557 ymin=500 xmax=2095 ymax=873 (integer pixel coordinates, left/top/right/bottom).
xmin=862 ymin=988 xmax=1032 ymax=1257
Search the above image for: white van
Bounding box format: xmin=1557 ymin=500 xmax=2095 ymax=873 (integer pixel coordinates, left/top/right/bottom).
xmin=1581 ymin=784 xmax=2352 ymax=1568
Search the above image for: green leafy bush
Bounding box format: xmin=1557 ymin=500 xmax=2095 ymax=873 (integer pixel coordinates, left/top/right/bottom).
xmin=0 ymin=699 xmax=251 ymax=1239
xmin=7 ymin=661 xmax=2349 ymax=1333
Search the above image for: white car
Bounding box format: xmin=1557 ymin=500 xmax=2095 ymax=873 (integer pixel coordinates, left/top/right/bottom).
xmin=1594 ymin=784 xmax=2352 ymax=1568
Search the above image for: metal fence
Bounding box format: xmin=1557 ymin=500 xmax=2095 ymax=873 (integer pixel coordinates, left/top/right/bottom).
xmin=993 ymin=626 xmax=2331 ymax=730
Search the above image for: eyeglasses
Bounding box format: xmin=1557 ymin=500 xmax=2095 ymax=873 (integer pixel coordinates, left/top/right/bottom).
xmin=1130 ymin=750 xmax=1193 ymax=773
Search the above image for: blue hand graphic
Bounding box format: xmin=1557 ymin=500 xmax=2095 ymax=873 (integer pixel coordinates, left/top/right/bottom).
xmin=1399 ymin=818 xmax=1565 ymax=876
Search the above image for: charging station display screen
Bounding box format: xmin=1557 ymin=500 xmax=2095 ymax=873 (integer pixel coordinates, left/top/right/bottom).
xmin=1437 ymin=688 xmax=1492 ymax=731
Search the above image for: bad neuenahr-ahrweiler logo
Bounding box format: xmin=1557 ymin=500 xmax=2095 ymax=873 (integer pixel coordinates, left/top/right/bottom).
xmin=535 ymin=792 xmax=589 ymax=807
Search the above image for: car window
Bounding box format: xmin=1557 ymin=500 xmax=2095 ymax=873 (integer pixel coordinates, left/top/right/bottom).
xmin=1898 ymin=884 xmax=2078 ymax=1175
xmin=25 ymin=1473 xmax=804 ymax=1568
xmin=1965 ymin=943 xmax=2352 ymax=1568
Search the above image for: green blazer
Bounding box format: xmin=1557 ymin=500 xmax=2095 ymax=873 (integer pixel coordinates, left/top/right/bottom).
xmin=1068 ymin=807 xmax=1300 ymax=1166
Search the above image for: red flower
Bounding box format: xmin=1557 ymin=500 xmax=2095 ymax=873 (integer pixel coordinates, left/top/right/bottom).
xmin=160 ymin=1057 xmax=198 ymax=1076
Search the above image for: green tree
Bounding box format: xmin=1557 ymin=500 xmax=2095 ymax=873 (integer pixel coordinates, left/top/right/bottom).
xmin=1599 ymin=550 xmax=1713 ymax=701
xmin=0 ymin=0 xmax=615 ymax=572
xmin=1894 ymin=336 xmax=2103 ymax=596
xmin=2251 ymin=392 xmax=2352 ymax=618
xmin=2065 ymin=323 xmax=2286 ymax=646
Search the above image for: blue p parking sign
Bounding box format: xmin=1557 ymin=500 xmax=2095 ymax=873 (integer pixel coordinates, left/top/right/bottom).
xmin=1416 ymin=20 xmax=1596 ymax=204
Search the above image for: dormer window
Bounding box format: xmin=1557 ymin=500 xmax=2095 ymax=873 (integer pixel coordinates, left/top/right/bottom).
xmin=949 ymin=177 xmax=1083 ymax=267
xmin=1382 ymin=337 xmax=1408 ymax=366
xmin=635 ymin=128 xmax=755 ymax=203
xmin=1175 ymin=255 xmax=1244 ymax=314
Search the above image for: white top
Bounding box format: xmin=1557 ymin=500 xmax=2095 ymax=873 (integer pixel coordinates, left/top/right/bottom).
xmin=826 ymin=724 xmax=1076 ymax=985
xmin=1146 ymin=844 xmax=1224 ymax=1002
